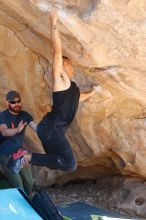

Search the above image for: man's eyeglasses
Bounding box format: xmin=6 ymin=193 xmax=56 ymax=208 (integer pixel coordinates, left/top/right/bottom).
xmin=8 ymin=99 xmax=21 ymax=104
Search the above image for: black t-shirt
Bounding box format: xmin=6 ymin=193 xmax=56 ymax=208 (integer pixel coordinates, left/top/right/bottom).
xmin=0 ymin=109 xmax=33 ymax=156
xmin=51 ymin=81 xmax=80 ymax=127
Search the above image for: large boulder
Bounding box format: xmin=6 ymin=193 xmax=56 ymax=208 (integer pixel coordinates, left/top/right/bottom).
xmin=0 ymin=0 xmax=146 ymax=186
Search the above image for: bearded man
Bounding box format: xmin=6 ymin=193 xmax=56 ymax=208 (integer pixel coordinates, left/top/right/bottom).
xmin=0 ymin=90 xmax=37 ymax=196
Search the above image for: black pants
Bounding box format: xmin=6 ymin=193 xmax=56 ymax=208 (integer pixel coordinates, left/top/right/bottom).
xmin=31 ymin=114 xmax=77 ymax=171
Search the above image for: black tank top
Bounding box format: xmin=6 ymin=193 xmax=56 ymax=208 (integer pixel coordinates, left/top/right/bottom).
xmin=51 ymin=81 xmax=80 ymax=126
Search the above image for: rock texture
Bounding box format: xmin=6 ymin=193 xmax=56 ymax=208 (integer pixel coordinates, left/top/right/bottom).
xmin=0 ymin=0 xmax=146 ymax=215
xmin=96 ymin=176 xmax=146 ymax=218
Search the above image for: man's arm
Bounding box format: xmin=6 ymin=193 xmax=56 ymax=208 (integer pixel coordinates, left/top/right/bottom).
xmin=29 ymin=121 xmax=37 ymax=132
xmin=0 ymin=121 xmax=27 ymax=137
xmin=49 ymin=7 xmax=63 ymax=76
xmin=79 ymin=89 xmax=96 ymax=102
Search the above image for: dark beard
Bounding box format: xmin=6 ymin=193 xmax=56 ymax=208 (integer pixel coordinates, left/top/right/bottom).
xmin=8 ymin=104 xmax=22 ymax=114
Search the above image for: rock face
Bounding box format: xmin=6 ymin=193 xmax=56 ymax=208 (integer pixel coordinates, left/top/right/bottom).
xmin=96 ymin=176 xmax=146 ymax=218
xmin=0 ymin=0 xmax=146 ymax=188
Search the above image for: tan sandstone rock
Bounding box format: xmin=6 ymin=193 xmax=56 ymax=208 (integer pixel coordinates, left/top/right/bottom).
xmin=0 ymin=0 xmax=146 ymax=191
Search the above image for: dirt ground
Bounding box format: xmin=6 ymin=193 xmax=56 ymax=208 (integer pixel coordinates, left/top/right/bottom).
xmin=43 ymin=180 xmax=139 ymax=219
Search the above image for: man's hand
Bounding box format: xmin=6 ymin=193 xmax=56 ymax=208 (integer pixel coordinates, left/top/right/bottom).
xmin=17 ymin=120 xmax=27 ymax=133
xmin=49 ymin=7 xmax=58 ymax=26
xmin=0 ymin=124 xmax=7 ymax=131
xmin=79 ymin=87 xmax=97 ymax=102
xmin=0 ymin=121 xmax=27 ymax=137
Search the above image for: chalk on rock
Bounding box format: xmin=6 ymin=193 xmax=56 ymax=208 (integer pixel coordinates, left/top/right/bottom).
xmin=37 ymin=2 xmax=51 ymax=13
